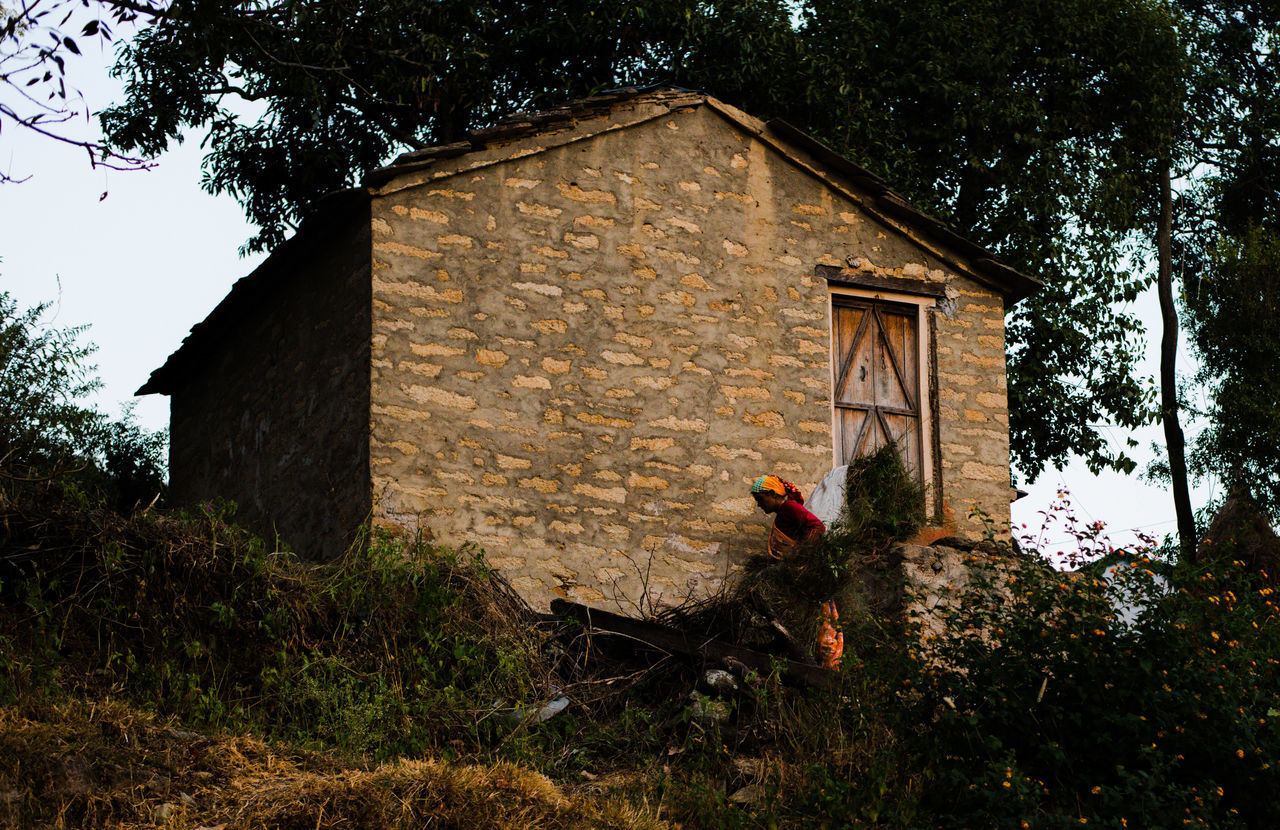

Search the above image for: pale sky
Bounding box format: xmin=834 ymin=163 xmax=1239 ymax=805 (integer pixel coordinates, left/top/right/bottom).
xmin=0 ymin=38 xmax=1216 ymax=557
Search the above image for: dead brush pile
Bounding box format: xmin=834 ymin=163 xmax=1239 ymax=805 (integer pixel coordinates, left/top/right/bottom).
xmin=0 ymin=697 xmax=661 ymax=830
xmin=502 ymin=448 xmax=933 ymax=821
xmin=0 ymin=483 xmax=549 ymax=759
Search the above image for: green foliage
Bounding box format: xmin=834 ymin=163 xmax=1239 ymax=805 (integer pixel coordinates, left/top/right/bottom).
xmin=0 ymin=290 xmax=167 ymax=511
xmin=0 ymin=486 xmax=545 ymax=760
xmin=77 ymin=403 xmax=168 ymax=512
xmin=1185 ymin=227 xmax=1280 ymax=517
xmin=10 ymin=0 xmax=1280 ymax=494
xmin=660 ymin=446 xmax=923 ymax=662
xmin=0 ymin=291 xmax=101 ymax=475
xmin=837 ymin=445 xmax=927 ymax=555
xmin=803 ymin=0 xmax=1184 ymax=479
xmin=94 ymin=0 xmax=1203 ymax=481
xmin=101 ymin=0 xmax=805 ymax=254
xmin=11 ymin=463 xmax=1280 ymax=826
xmin=899 ymin=514 xmax=1280 ymax=827
xmin=0 ymin=0 xmax=153 ymax=181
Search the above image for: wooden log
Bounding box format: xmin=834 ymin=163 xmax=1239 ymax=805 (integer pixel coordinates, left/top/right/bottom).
xmin=550 ymin=599 xmax=838 ymax=691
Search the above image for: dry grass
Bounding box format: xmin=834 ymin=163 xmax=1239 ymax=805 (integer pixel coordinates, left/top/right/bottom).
xmin=0 ymin=698 xmax=665 ymax=830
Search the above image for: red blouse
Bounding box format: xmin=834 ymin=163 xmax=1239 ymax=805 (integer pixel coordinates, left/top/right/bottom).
xmin=774 ymin=499 xmax=825 ymax=542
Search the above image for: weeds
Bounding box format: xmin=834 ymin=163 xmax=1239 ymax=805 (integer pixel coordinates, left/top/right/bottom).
xmin=0 ymin=697 xmax=662 ymax=830
xmin=9 ymin=451 xmax=1280 ymax=828
xmin=0 ymin=485 xmax=547 ymax=762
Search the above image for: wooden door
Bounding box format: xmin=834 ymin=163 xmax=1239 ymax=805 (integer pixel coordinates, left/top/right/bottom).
xmin=831 ymin=298 xmax=922 ymax=476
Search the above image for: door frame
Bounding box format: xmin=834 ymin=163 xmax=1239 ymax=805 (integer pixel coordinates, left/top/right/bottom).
xmin=828 ymin=285 xmax=937 ymax=513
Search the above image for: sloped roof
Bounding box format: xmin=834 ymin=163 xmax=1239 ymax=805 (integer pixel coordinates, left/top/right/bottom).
xmin=138 ymin=86 xmax=1040 ymax=396
xmin=136 ymin=187 xmax=368 ymax=395
xmin=361 ymin=85 xmax=1040 ymax=302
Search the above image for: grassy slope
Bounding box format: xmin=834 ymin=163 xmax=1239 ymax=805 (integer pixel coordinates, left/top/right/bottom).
xmin=11 ymin=450 xmax=1280 ymax=829
xmin=2 ymin=697 xmax=656 ymax=830
xmin=0 ymin=479 xmax=918 ymax=829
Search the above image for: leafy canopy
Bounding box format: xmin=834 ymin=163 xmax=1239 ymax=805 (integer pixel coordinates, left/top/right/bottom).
xmin=1186 ymin=228 xmax=1280 ymax=516
xmin=89 ymin=0 xmax=1210 ymax=480
xmin=0 ymin=0 xmax=157 ymax=180
xmin=0 ymin=291 xmax=102 ymax=472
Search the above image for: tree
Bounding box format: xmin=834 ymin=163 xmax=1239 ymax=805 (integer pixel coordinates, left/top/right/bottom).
xmin=1185 ymin=228 xmax=1280 ymax=519
xmin=1158 ymin=163 xmax=1197 ymax=558
xmin=0 ymin=290 xmax=102 ymax=473
xmin=796 ymin=0 xmax=1185 ymax=480
xmin=19 ymin=0 xmax=1274 ymax=507
xmin=1137 ymin=0 xmax=1280 ymax=551
xmin=0 ymin=289 xmax=166 ymax=509
xmin=99 ymin=0 xmax=805 ymax=253
xmin=0 ymin=0 xmax=160 ymax=181
xmin=97 ymin=0 xmax=1200 ymax=486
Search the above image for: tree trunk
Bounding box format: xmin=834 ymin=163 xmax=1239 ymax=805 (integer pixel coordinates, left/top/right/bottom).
xmin=1158 ymin=163 xmax=1197 ymax=561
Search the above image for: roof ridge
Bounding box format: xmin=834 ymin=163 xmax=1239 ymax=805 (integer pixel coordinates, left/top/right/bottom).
xmin=374 ymin=86 xmax=706 ymax=179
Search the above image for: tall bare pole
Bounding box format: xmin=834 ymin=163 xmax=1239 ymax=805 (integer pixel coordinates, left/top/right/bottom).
xmin=1158 ymin=164 xmax=1196 ymax=560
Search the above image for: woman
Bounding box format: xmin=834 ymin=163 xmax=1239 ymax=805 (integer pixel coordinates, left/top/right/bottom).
xmin=750 ymin=474 xmax=844 ymax=669
xmin=750 ymin=475 xmax=826 ymax=558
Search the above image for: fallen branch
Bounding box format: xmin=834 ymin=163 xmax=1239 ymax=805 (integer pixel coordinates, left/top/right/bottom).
xmin=550 ymin=599 xmax=837 ymax=691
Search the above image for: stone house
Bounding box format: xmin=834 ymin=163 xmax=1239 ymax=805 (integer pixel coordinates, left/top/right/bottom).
xmin=139 ymin=87 xmax=1040 ymax=611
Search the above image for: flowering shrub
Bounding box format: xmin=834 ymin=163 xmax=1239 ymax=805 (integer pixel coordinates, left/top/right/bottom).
xmin=902 ymin=495 xmax=1280 ymax=828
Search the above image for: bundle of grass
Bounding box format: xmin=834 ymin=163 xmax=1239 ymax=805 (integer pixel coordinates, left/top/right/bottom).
xmin=659 ymin=446 xmax=927 ymax=659
xmin=0 ymin=697 xmax=663 ymax=830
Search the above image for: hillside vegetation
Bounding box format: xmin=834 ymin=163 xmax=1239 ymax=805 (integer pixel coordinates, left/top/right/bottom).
xmin=6 ymin=456 xmax=1280 ymax=829
xmin=6 ymin=291 xmax=1280 ymax=827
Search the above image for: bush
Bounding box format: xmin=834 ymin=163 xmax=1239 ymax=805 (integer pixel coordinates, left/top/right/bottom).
xmin=0 ymin=486 xmax=547 ymax=760
xmin=8 ymin=400 xmax=1280 ymax=828
xmin=899 ymin=513 xmax=1280 ymax=827
xmin=0 ymin=291 xmax=100 ymax=475
xmin=0 ymin=290 xmax=166 ymax=511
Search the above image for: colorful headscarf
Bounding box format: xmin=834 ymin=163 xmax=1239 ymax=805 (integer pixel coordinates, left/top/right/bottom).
xmin=750 ymin=475 xmax=805 ymax=504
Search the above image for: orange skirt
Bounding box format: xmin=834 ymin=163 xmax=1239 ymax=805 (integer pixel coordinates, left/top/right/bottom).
xmin=766 ymin=524 xmax=843 ymax=669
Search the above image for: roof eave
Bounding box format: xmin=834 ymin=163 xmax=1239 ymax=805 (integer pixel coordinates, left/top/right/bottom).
xmin=136 ymin=187 xmax=371 ymax=397
xmin=761 ymin=119 xmax=1043 ymax=305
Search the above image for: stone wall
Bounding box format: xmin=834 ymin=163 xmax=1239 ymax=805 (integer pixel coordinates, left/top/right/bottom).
xmin=366 ymin=103 xmax=1012 ymax=609
xmin=168 ymin=214 xmax=373 ymax=558
xmin=899 ymin=542 xmax=1016 ymax=643
xmin=930 ymin=280 xmax=1012 ymax=535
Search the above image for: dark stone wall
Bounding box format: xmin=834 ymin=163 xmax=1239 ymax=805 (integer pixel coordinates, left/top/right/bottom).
xmin=168 ymin=214 xmax=372 ymax=558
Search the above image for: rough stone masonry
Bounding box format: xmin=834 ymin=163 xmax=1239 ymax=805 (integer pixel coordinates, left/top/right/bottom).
xmin=141 ymin=88 xmax=1038 ymax=612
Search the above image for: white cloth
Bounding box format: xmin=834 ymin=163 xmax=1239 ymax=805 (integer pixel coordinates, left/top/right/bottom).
xmin=805 ymin=465 xmax=849 ymax=527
